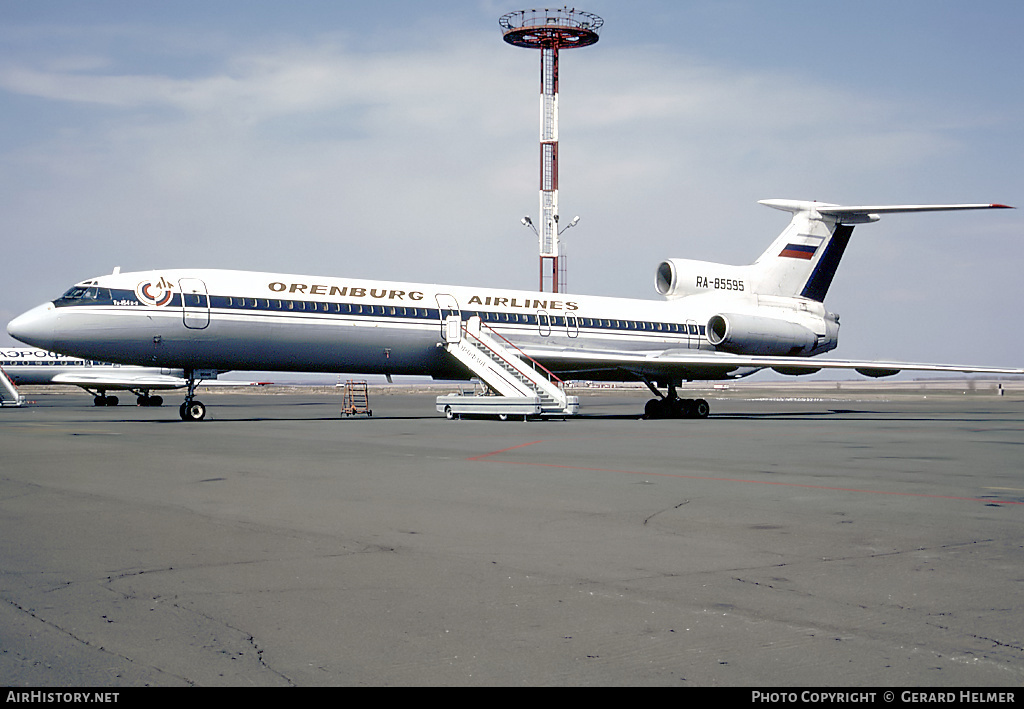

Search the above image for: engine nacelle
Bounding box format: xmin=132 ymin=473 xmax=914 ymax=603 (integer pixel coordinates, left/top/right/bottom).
xmin=707 ymin=313 xmax=819 ymax=356
xmin=656 ymin=259 xmax=752 ymax=298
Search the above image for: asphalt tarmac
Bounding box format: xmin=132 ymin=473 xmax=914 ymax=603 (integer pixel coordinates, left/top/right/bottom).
xmin=1 ymin=387 xmax=1022 ymax=687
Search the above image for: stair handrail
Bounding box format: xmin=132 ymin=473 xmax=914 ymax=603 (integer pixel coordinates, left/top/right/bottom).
xmin=0 ymin=365 xmax=25 ymax=406
xmin=465 ymin=318 xmax=565 ymax=389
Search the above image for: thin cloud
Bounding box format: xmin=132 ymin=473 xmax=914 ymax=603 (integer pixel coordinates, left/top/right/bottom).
xmin=0 ymin=9 xmax=1019 ymax=368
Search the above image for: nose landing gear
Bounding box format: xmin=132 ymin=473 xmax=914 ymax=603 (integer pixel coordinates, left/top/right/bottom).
xmin=179 ymin=400 xmax=206 ymax=421
xmin=178 ymin=371 xmax=206 ymax=421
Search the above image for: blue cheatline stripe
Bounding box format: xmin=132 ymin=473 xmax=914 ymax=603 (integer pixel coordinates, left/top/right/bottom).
xmin=65 ymin=289 xmax=707 ymax=339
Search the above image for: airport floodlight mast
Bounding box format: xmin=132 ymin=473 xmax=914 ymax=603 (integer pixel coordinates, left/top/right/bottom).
xmin=500 ymin=7 xmax=603 ymax=292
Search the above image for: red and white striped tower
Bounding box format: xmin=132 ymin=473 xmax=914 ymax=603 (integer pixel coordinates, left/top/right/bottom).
xmin=500 ymin=8 xmax=602 ymax=292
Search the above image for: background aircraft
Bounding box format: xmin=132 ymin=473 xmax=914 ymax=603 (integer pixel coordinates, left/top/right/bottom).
xmin=0 ymin=349 xmax=185 ymax=406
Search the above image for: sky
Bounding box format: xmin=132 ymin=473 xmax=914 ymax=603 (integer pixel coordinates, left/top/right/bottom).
xmin=1 ymin=0 xmax=1021 ymax=375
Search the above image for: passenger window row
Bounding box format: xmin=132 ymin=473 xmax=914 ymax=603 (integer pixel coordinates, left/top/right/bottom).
xmin=217 ymin=297 xmax=705 ymax=336
xmin=57 ymin=288 xmax=706 ymax=338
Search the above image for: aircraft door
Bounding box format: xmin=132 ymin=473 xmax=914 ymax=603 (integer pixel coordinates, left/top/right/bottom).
xmin=565 ymin=313 xmax=579 ymax=338
xmin=686 ymin=319 xmax=699 ymax=349
xmin=436 ymin=294 xmax=461 ymax=344
xmin=536 ymin=310 xmax=551 ymax=337
xmin=179 ymin=278 xmax=210 ymax=330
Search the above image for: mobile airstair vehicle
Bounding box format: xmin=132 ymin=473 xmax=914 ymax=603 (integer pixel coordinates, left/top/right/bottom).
xmin=0 ymin=366 xmax=25 ymax=407
xmin=436 ymin=315 xmax=579 ymax=421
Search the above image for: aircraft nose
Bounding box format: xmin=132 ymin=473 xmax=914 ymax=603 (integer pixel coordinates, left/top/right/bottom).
xmin=7 ymin=303 xmax=57 ymax=349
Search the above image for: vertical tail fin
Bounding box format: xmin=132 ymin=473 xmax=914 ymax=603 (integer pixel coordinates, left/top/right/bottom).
xmin=750 ymin=200 xmax=1012 ymax=301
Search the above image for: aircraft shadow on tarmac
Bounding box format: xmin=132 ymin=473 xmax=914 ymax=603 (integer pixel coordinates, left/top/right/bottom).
xmin=17 ymin=394 xmax=1010 ymax=423
xmin=125 ymin=408 xmax=1016 ymax=424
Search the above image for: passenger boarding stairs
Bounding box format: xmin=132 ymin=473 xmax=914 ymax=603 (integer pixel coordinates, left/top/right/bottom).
xmin=437 ymin=315 xmax=578 ymax=419
xmin=1 ymin=365 xmax=25 ymax=407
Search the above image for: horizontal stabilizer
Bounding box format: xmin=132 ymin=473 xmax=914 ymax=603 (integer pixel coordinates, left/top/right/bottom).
xmin=759 ymin=199 xmax=1013 ymax=224
xmin=745 ymin=199 xmax=1014 ymax=301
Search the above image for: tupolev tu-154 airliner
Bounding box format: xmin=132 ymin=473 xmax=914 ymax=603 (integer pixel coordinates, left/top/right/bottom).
xmin=7 ymin=199 xmax=1021 ymax=421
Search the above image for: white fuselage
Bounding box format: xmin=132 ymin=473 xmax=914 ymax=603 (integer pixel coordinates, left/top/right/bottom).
xmin=7 ymin=268 xmax=838 ymax=383
xmin=10 ymin=201 xmax=1014 ymax=403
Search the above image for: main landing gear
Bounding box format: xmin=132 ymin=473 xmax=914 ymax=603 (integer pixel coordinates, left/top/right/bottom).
xmin=178 ymin=372 xmax=206 ymax=421
xmin=642 ymin=380 xmax=710 ymax=420
xmin=89 ymin=390 xmax=164 ymax=407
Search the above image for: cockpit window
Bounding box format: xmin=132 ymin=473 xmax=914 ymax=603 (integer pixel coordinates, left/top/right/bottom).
xmin=56 ymin=285 xmax=112 ymax=306
xmin=61 ymin=286 xmax=90 ymax=300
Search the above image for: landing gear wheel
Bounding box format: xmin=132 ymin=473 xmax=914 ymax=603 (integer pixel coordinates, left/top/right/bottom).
xmin=179 ymin=400 xmax=206 ymax=421
xmin=644 ymin=398 xmax=665 ymax=418
xmin=693 ymin=398 xmax=710 ymax=418
xmin=644 ymin=396 xmax=711 ymax=419
xmin=444 ymin=405 xmax=456 ymax=420
xmin=178 ymin=370 xmax=209 ymax=421
xmin=677 ymin=398 xmax=693 ymax=418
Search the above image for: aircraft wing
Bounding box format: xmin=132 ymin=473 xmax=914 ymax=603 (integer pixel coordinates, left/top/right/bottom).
xmin=520 ymin=345 xmax=1024 ymax=381
xmin=51 ymin=372 xmax=187 ymax=391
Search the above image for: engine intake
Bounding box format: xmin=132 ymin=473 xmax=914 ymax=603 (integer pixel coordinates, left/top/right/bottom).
xmin=656 ymin=259 xmax=751 ymax=298
xmin=707 ymin=313 xmax=818 ymax=356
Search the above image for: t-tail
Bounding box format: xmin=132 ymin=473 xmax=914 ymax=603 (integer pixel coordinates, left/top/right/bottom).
xmin=656 ymin=200 xmax=1013 ymax=301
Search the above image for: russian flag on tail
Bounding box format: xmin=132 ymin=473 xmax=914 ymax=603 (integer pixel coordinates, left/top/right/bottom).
xmin=779 ymin=243 xmax=817 ymax=259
